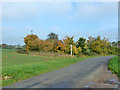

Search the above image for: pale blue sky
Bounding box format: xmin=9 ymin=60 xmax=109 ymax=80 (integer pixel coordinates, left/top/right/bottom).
xmin=2 ymin=2 xmax=118 ymax=45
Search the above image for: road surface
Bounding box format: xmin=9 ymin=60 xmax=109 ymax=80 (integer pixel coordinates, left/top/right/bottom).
xmin=4 ymin=56 xmax=114 ymax=88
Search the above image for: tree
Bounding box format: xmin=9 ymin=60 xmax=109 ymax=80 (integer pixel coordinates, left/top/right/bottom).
xmin=30 ymin=39 xmax=54 ymax=52
xmin=30 ymin=39 xmax=43 ymax=51
xmin=87 ymin=36 xmax=95 ymax=46
xmin=2 ymin=43 xmax=8 ymax=49
xmin=95 ymin=35 xmax=101 ymax=41
xmin=22 ymin=45 xmax=26 ymax=49
xmin=47 ymin=32 xmax=58 ymax=40
xmin=24 ymin=34 xmax=39 ymax=53
xmin=90 ymin=40 xmax=102 ymax=54
xmin=72 ymin=46 xmax=82 ymax=55
xmin=0 ymin=44 xmax=1 ymax=48
xmin=43 ymin=40 xmax=54 ymax=52
xmin=54 ymin=40 xmax=65 ymax=53
xmin=47 ymin=32 xmax=59 ymax=49
xmin=63 ymin=36 xmax=75 ymax=54
xmin=16 ymin=44 xmax=22 ymax=49
xmin=89 ymin=36 xmax=112 ymax=54
xmin=83 ymin=44 xmax=90 ymax=55
xmin=76 ymin=37 xmax=86 ymax=49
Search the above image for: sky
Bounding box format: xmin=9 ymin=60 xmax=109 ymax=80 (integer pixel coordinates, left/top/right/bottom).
xmin=2 ymin=2 xmax=118 ymax=45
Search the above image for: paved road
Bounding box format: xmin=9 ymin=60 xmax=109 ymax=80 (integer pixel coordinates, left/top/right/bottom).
xmin=4 ymin=56 xmax=114 ymax=88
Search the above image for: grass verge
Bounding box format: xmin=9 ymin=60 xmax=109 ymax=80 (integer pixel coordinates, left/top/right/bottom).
xmin=108 ymin=56 xmax=119 ymax=77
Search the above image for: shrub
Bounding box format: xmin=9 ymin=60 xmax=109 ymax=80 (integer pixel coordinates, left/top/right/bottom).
xmin=17 ymin=49 xmax=26 ymax=54
xmin=87 ymin=51 xmax=95 ymax=56
xmin=82 ymin=49 xmax=95 ymax=56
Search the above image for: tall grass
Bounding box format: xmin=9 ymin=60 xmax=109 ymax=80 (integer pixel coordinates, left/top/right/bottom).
xmin=29 ymin=51 xmax=73 ymax=57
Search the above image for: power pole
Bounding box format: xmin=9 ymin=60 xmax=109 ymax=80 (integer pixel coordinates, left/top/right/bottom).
xmin=31 ymin=29 xmax=33 ymax=35
xmin=71 ymin=45 xmax=72 ymax=56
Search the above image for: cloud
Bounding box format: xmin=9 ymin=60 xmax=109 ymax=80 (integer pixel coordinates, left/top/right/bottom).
xmin=44 ymin=2 xmax=73 ymax=14
xmin=2 ymin=2 xmax=117 ymax=20
xmin=3 ymin=3 xmax=41 ymax=19
xmin=66 ymin=2 xmax=117 ymax=20
xmin=2 ymin=2 xmax=73 ymax=19
xmin=75 ymin=3 xmax=99 ymax=18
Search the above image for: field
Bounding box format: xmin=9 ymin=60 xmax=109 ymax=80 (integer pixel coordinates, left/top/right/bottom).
xmin=2 ymin=49 xmax=110 ymax=86
xmin=108 ymin=56 xmax=119 ymax=76
xmin=2 ymin=49 xmax=95 ymax=86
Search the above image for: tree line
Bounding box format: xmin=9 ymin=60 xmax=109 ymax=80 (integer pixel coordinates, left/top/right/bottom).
xmin=23 ymin=32 xmax=119 ymax=56
xmin=0 ymin=44 xmax=25 ymax=49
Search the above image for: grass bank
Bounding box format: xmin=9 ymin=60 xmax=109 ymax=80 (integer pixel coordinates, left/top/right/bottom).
xmin=2 ymin=49 xmax=110 ymax=86
xmin=108 ymin=56 xmax=119 ymax=77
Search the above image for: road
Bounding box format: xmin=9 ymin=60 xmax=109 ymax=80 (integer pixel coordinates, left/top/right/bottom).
xmin=4 ymin=56 xmax=114 ymax=88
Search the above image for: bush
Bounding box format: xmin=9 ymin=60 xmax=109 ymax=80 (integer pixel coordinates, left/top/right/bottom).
xmin=82 ymin=49 xmax=95 ymax=56
xmin=17 ymin=49 xmax=26 ymax=54
xmin=87 ymin=51 xmax=95 ymax=56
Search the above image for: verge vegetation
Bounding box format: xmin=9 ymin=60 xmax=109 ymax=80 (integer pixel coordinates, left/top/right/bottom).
xmin=108 ymin=56 xmax=119 ymax=77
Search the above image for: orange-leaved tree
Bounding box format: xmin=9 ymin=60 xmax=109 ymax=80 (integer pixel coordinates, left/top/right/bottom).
xmin=54 ymin=40 xmax=65 ymax=53
xmin=24 ymin=34 xmax=39 ymax=53
xmin=30 ymin=39 xmax=54 ymax=52
xmin=43 ymin=40 xmax=54 ymax=52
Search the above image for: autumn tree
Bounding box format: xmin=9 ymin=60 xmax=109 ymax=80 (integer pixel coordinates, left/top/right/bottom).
xmin=43 ymin=40 xmax=54 ymax=52
xmin=54 ymin=40 xmax=65 ymax=53
xmin=63 ymin=36 xmax=75 ymax=54
xmin=23 ymin=33 xmax=118 ymax=56
xmin=72 ymin=46 xmax=82 ymax=55
xmin=90 ymin=41 xmax=101 ymax=54
xmin=2 ymin=43 xmax=8 ymax=49
xmin=89 ymin=36 xmax=112 ymax=54
xmin=24 ymin=34 xmax=39 ymax=53
xmin=30 ymin=39 xmax=54 ymax=52
xmin=30 ymin=39 xmax=44 ymax=51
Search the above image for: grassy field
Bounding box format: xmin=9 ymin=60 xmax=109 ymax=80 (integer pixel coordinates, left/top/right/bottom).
xmin=108 ymin=56 xmax=119 ymax=77
xmin=2 ymin=49 xmax=107 ymax=86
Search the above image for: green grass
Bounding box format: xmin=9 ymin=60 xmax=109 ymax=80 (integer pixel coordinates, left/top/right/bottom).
xmin=108 ymin=56 xmax=119 ymax=77
xmin=2 ymin=49 xmax=108 ymax=86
